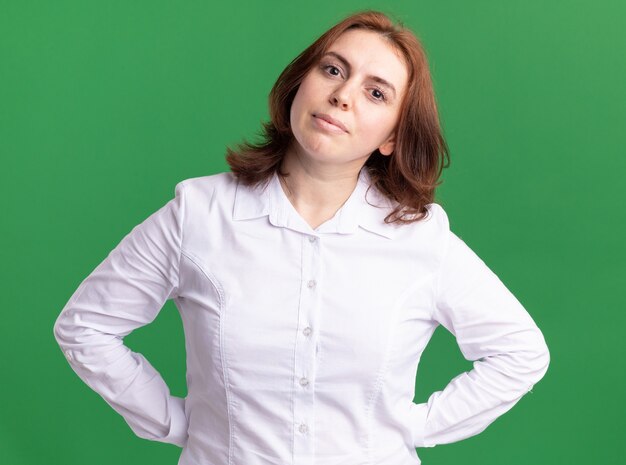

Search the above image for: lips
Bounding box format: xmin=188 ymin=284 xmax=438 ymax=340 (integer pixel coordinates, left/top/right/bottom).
xmin=313 ymin=113 xmax=348 ymax=133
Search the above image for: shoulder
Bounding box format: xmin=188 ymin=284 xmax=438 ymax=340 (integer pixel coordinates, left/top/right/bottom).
xmin=389 ymin=201 xmax=451 ymax=240
xmin=375 ymin=202 xmax=452 ymax=268
xmin=169 ymin=172 xmax=240 ymax=222
xmin=423 ymin=202 xmax=451 ymax=233
xmin=175 ymin=171 xmax=237 ymax=197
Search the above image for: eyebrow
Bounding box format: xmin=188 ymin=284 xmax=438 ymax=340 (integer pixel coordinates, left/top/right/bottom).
xmin=322 ymin=51 xmax=397 ymax=98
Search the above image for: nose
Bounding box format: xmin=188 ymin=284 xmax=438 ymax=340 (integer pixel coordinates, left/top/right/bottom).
xmin=329 ymin=83 xmax=353 ymax=110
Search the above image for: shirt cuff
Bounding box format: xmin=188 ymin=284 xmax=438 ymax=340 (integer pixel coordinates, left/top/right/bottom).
xmin=410 ymin=402 xmax=435 ymax=448
xmin=160 ymin=396 xmax=189 ymax=447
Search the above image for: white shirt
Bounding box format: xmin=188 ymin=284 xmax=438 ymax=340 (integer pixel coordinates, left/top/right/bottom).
xmin=53 ymin=167 xmax=550 ymax=465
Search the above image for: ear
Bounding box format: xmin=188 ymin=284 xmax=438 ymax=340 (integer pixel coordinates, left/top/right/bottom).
xmin=378 ymin=134 xmax=396 ymax=156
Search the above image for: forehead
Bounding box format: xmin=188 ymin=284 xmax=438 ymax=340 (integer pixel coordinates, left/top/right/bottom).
xmin=324 ymin=29 xmax=408 ymax=92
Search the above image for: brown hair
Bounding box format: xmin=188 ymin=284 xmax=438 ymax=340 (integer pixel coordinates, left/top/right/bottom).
xmin=225 ymin=9 xmax=450 ymax=224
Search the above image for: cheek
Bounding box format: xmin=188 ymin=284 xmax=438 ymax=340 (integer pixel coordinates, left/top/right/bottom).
xmin=289 ymin=91 xmax=313 ymax=148
xmin=290 ymin=85 xmax=309 ymax=124
xmin=363 ymin=111 xmax=396 ymax=138
xmin=292 ymin=72 xmax=328 ymax=112
xmin=290 ymin=79 xmax=321 ymax=134
xmin=289 ymin=96 xmax=304 ymax=136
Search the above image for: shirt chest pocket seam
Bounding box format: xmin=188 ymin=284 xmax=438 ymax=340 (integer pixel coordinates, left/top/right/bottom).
xmin=180 ymin=248 xmax=236 ymax=456
xmin=180 ymin=248 xmax=226 ymax=312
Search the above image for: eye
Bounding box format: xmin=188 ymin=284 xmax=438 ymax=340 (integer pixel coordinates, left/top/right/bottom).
xmin=371 ymin=87 xmax=388 ymax=102
xmin=322 ymin=64 xmax=342 ymax=77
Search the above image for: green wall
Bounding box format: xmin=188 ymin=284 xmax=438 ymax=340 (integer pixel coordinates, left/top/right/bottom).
xmin=1 ymin=1 xmax=624 ymax=464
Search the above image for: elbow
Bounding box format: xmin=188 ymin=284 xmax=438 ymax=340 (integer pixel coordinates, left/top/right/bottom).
xmin=536 ymin=337 xmax=551 ymax=381
xmin=500 ymin=329 xmax=551 ymax=395
xmin=53 ymin=313 xmax=63 ymax=345
xmin=53 ymin=309 xmax=75 ymax=362
xmin=53 ymin=310 xmax=68 ymax=347
xmin=523 ymin=332 xmax=550 ymax=391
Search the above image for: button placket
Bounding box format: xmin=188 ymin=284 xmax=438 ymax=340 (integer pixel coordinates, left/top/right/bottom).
xmin=293 ymin=234 xmax=321 ymax=462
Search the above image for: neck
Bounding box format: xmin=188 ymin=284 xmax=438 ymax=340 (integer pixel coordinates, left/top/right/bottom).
xmin=278 ymin=147 xmax=364 ymax=213
xmin=276 ymin=144 xmax=368 ymax=230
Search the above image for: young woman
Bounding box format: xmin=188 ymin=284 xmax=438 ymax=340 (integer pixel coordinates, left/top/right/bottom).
xmin=54 ymin=10 xmax=550 ymax=465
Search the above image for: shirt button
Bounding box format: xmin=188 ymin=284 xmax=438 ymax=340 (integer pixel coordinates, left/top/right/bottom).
xmin=302 ymin=327 xmax=312 ymax=336
xmin=308 ymin=236 xmax=317 ymax=243
xmin=307 ymin=279 xmax=316 ymax=289
xmin=299 ymin=423 xmax=309 ymax=434
xmin=299 ymin=377 xmax=309 ymax=387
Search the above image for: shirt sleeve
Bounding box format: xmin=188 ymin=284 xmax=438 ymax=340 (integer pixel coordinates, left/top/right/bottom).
xmin=53 ymin=180 xmax=188 ymax=447
xmin=410 ymin=215 xmax=550 ymax=448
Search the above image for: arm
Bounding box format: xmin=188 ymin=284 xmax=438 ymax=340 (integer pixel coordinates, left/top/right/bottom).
xmin=411 ymin=225 xmax=550 ymax=448
xmin=53 ymin=181 xmax=188 ymax=447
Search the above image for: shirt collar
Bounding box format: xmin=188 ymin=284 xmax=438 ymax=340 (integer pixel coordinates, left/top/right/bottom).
xmin=233 ymin=167 xmax=399 ymax=239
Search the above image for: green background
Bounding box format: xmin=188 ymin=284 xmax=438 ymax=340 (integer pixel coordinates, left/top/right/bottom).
xmin=1 ymin=0 xmax=624 ymax=464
